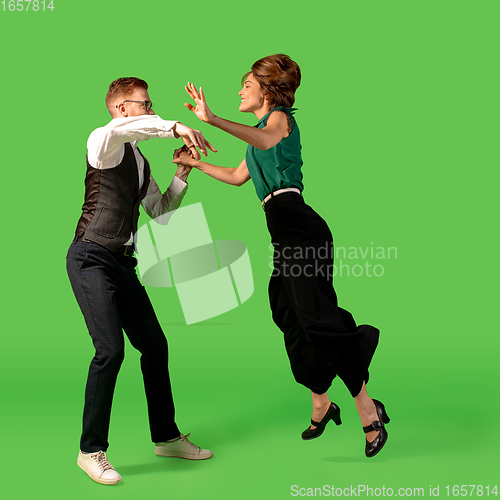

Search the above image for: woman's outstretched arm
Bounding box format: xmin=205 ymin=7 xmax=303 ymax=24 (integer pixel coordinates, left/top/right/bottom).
xmin=184 ymin=83 xmax=288 ymax=150
xmin=173 ymin=149 xmax=251 ymax=187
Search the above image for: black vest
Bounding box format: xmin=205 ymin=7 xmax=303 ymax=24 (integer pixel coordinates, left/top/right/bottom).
xmin=75 ymin=142 xmax=151 ymax=251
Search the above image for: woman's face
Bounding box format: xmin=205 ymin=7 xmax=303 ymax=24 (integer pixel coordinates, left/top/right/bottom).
xmin=238 ymin=73 xmax=267 ymax=114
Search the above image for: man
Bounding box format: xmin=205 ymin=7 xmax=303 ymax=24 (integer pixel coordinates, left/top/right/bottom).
xmin=66 ymin=77 xmax=216 ymax=486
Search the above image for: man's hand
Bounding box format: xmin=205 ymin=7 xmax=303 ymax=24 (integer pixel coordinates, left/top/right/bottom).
xmin=184 ymin=82 xmax=216 ymax=124
xmin=173 ymin=146 xmax=199 ymax=168
xmin=175 ymin=164 xmax=192 ymax=182
xmin=172 ymin=122 xmax=217 ymax=159
xmin=173 ymin=146 xmax=195 ymax=182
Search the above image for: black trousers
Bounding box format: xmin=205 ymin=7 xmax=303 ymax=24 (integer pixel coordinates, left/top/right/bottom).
xmin=66 ymin=237 xmax=179 ymax=452
xmin=265 ymin=192 xmax=379 ymax=397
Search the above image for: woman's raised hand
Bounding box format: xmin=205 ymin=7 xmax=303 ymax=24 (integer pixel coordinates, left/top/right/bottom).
xmin=185 ymin=82 xmax=215 ymax=123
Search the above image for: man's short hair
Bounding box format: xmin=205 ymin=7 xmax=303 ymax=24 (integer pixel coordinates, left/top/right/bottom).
xmin=105 ymin=77 xmax=148 ymax=113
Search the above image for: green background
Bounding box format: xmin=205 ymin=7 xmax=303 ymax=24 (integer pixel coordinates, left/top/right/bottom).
xmin=1 ymin=0 xmax=498 ymax=498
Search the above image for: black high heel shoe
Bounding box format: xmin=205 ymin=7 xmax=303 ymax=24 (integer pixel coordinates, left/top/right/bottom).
xmin=302 ymin=402 xmax=342 ymax=440
xmin=363 ymin=399 xmax=390 ymax=458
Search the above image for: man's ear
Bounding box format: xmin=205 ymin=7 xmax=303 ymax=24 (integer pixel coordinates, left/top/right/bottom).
xmin=116 ymin=102 xmax=127 ymax=117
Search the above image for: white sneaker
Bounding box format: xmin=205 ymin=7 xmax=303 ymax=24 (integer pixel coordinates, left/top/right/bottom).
xmin=154 ymin=433 xmax=213 ymax=460
xmin=77 ymin=450 xmax=122 ymax=485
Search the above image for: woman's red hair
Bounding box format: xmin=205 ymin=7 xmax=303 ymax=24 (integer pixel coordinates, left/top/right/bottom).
xmin=243 ymin=54 xmax=301 ymax=109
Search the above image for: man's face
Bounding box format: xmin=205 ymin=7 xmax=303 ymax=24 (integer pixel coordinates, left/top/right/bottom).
xmin=116 ymin=87 xmax=155 ymax=117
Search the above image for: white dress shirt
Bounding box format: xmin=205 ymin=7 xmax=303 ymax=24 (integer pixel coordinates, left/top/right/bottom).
xmin=87 ymin=114 xmax=188 ymax=221
xmin=87 ymin=114 xmax=188 ymax=243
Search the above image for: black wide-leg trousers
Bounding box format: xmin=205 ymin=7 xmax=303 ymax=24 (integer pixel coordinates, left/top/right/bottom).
xmin=265 ymin=192 xmax=379 ymax=397
xmin=66 ymin=237 xmax=180 ymax=452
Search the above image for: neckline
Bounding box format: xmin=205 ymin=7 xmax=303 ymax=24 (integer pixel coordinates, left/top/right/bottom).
xmin=256 ymin=106 xmax=297 ymax=126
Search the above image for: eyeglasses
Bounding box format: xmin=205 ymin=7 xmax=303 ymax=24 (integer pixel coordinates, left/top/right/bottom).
xmin=116 ymin=100 xmax=153 ymax=112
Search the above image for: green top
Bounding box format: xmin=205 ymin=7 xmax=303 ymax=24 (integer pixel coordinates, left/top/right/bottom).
xmin=245 ymin=106 xmax=304 ymax=201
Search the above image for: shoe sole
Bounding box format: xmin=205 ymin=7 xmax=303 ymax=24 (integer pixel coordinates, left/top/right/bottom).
xmin=77 ymin=459 xmax=122 ymax=485
xmin=154 ymin=450 xmax=213 ymax=460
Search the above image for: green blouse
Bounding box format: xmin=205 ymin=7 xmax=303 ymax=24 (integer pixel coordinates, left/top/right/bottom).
xmin=245 ymin=106 xmax=304 ymax=202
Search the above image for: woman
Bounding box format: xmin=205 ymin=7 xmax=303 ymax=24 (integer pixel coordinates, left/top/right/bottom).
xmin=173 ymin=54 xmax=390 ymax=458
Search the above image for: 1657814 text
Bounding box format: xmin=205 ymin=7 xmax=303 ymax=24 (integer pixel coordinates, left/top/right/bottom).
xmin=1 ymin=0 xmax=54 ymax=11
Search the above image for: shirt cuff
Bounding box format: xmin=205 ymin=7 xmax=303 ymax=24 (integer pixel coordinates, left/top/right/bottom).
xmin=169 ymin=174 xmax=188 ymax=194
xmin=158 ymin=120 xmax=179 ymax=139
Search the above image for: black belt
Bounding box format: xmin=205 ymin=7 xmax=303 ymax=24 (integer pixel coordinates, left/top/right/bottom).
xmin=77 ymin=235 xmax=134 ymax=256
xmin=119 ymin=244 xmax=135 ymax=257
